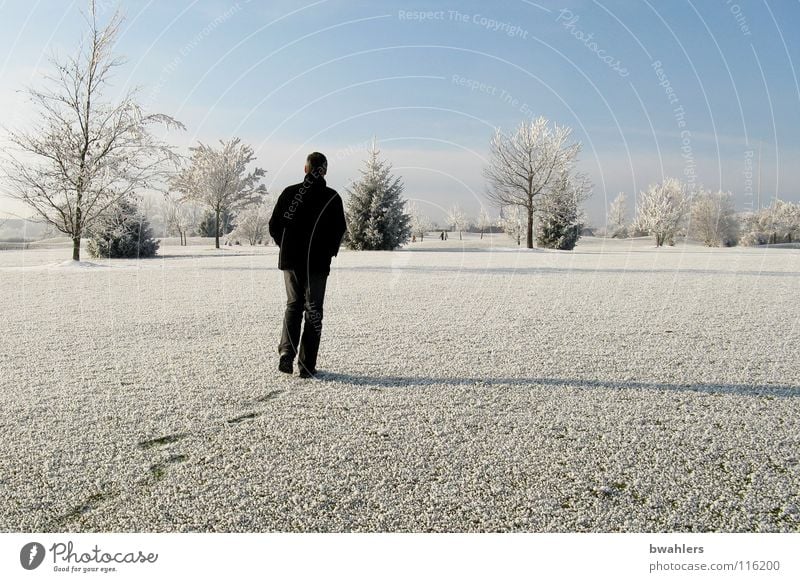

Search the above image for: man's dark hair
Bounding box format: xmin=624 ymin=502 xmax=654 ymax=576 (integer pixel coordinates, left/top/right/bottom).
xmin=306 ymin=152 xmax=328 ymax=174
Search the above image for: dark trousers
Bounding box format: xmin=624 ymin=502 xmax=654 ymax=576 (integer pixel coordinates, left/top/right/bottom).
xmin=279 ymin=269 xmax=328 ymax=371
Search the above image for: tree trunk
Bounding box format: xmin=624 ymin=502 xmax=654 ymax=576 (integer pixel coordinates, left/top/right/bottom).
xmin=74 ymin=196 xmax=83 ymax=261
xmin=526 ymin=208 xmax=534 ymax=249
xmin=215 ymin=208 xmax=221 ymax=249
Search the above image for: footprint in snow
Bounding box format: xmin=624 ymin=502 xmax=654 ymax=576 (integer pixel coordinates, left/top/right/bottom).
xmin=137 ymin=432 xmax=189 ymax=450
xmin=226 ymin=412 xmax=260 ymax=425
xmin=253 ymin=390 xmax=284 ymax=403
xmin=149 ymin=453 xmax=189 ymax=481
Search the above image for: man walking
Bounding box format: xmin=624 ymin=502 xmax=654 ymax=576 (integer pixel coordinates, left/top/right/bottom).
xmin=269 ymin=152 xmax=347 ymax=378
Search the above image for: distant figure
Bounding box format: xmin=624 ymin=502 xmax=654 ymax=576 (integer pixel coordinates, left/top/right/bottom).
xmin=440 ymin=231 xmax=445 ymax=241
xmin=268 ymin=152 xmax=347 ymax=378
xmin=412 ymin=235 xmax=417 ymax=243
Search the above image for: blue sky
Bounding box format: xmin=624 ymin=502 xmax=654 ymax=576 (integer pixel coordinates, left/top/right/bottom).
xmin=1 ymin=0 xmax=799 ymax=225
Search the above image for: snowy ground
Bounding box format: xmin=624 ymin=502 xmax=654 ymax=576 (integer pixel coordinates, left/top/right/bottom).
xmin=1 ymin=234 xmax=799 ymax=532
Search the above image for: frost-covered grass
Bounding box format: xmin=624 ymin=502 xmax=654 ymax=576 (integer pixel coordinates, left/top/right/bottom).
xmin=1 ymin=234 xmax=799 ymax=532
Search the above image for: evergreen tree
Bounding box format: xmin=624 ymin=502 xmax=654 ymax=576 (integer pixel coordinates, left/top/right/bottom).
xmin=345 ymin=141 xmax=411 ymax=250
xmin=197 ymin=208 xmax=236 ymax=238
xmin=87 ymin=197 xmax=160 ymax=258
xmin=535 ymin=172 xmax=590 ymax=250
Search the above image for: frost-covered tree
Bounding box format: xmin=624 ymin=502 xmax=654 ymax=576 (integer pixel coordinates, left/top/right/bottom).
xmin=138 ymin=194 xmax=162 ymax=235
xmin=477 ymin=207 xmax=493 ymax=239
xmin=407 ymin=201 xmax=431 ymax=241
xmin=2 ymin=1 xmax=183 ymax=261
xmin=229 ymin=199 xmax=273 ymax=245
xmin=739 ymin=200 xmax=800 ymax=246
xmin=345 ymin=142 xmax=410 ymax=250
xmin=634 ymin=178 xmax=689 ymax=247
xmin=162 ymin=194 xmax=202 ymax=246
xmin=171 ymin=138 xmax=266 ymax=249
xmin=607 ymin=192 xmax=628 ymax=238
xmin=773 ymin=201 xmax=800 ymax=243
xmin=500 ymin=205 xmax=525 ymax=246
xmin=87 ymin=197 xmax=159 ymax=258
xmin=536 ymin=171 xmax=591 ymax=250
xmin=447 ymin=205 xmax=468 ymax=240
xmin=690 ymin=188 xmax=739 ymax=247
xmin=738 ymin=212 xmax=767 ymax=246
xmin=484 ymin=117 xmax=582 ymax=248
xmin=197 ymin=208 xmax=236 ymax=239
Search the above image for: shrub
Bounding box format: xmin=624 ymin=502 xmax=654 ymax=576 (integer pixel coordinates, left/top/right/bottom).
xmin=87 ymin=198 xmax=159 ymax=258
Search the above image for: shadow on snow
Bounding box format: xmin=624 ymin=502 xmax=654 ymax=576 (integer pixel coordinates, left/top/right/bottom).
xmin=313 ymin=372 xmax=800 ymax=399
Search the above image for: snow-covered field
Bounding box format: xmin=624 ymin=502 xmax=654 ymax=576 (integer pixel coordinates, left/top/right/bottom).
xmin=1 ymin=234 xmax=798 ymax=532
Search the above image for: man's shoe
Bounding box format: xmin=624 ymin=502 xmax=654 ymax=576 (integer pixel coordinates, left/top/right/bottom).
xmin=278 ymin=355 xmax=294 ymax=374
xmin=298 ymin=365 xmax=317 ymax=379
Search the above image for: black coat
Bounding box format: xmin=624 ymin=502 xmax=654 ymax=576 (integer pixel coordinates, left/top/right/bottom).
xmin=268 ymin=173 xmax=347 ymax=274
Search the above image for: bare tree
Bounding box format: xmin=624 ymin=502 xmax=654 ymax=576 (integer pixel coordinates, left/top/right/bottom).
xmin=407 ymin=201 xmax=431 ymax=241
xmin=500 ymin=205 xmax=525 ymax=246
xmin=477 ymin=207 xmax=493 ymax=239
xmin=2 ymin=1 xmax=183 ymax=261
xmin=607 ymin=192 xmax=628 ymax=238
xmin=171 ymin=138 xmax=266 ymax=249
xmin=447 ymin=205 xmax=467 ymax=240
xmin=229 ymin=199 xmax=273 ymax=245
xmin=484 ymin=117 xmax=581 ymax=248
xmin=634 ymin=178 xmax=689 ymax=247
xmin=162 ymin=193 xmax=202 ymax=246
xmin=690 ymin=188 xmax=739 ymax=247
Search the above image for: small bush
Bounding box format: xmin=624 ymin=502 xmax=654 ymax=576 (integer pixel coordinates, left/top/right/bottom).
xmin=87 ymin=198 xmax=160 ymax=258
xmin=537 ymin=216 xmax=581 ymax=250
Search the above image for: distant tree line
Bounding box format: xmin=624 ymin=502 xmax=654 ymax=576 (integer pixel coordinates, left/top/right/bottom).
xmin=605 ymin=183 xmax=800 ymax=247
xmin=10 ymin=2 xmax=792 ymax=258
